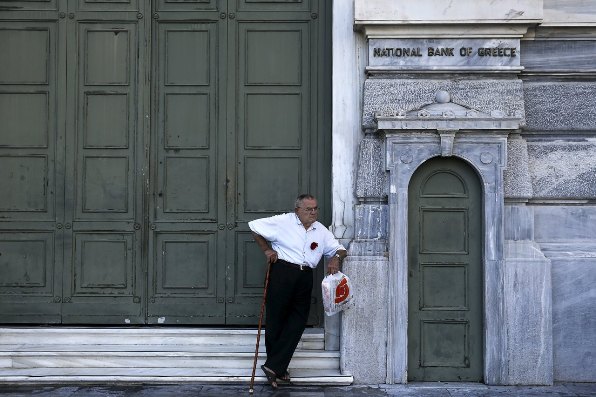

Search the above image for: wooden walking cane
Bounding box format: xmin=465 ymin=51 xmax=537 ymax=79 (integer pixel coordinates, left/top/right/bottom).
xmin=249 ymin=261 xmax=272 ymax=394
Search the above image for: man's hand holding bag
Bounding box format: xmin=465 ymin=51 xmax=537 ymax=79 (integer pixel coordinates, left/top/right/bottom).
xmin=321 ymin=271 xmax=354 ymax=316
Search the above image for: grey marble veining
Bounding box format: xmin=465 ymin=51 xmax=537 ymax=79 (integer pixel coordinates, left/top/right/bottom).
xmin=521 ymin=40 xmax=596 ymax=72
xmin=355 ymin=0 xmax=543 ymax=24
xmin=545 ymin=251 xmax=596 ymax=382
xmin=504 ymin=204 xmax=535 ymax=241
xmin=534 ymin=205 xmax=596 ymax=382
xmin=535 ymin=206 xmax=596 ymax=241
xmin=544 ymin=0 xmax=596 ymax=24
xmin=503 ymin=240 xmax=553 ymax=385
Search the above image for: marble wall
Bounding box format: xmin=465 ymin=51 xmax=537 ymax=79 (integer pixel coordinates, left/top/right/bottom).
xmin=520 ymin=36 xmax=596 ymax=382
xmin=534 ymin=207 xmax=596 ymax=381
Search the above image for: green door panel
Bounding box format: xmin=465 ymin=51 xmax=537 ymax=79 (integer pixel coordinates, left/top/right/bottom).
xmin=408 ymin=157 xmax=483 ymax=381
xmin=0 ymin=17 xmax=63 ymax=322
xmin=149 ymin=231 xmax=223 ymax=324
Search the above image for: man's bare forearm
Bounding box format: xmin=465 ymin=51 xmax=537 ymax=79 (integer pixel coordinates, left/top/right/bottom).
xmin=252 ymin=232 xmax=271 ymax=252
xmin=252 ymin=232 xmax=278 ymax=264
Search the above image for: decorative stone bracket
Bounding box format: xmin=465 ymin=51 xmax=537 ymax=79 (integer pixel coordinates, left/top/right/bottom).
xmin=375 ymin=90 xmax=524 ymax=132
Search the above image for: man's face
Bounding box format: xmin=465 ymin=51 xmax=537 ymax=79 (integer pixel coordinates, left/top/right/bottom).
xmin=295 ymin=198 xmax=319 ymax=227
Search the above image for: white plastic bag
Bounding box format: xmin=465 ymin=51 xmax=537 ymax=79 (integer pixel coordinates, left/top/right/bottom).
xmin=321 ymin=271 xmax=354 ymax=316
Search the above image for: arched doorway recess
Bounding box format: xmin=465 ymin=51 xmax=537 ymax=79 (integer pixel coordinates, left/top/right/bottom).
xmin=407 ymin=157 xmax=483 ymax=381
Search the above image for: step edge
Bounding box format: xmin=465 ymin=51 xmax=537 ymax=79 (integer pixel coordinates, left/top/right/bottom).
xmin=0 ymin=375 xmax=354 ymax=385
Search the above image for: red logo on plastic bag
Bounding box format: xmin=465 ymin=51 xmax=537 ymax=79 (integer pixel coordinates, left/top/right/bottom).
xmin=335 ymin=277 xmax=350 ymax=304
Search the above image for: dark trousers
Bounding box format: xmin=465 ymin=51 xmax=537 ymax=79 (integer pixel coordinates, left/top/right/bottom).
xmin=264 ymin=260 xmax=313 ymax=376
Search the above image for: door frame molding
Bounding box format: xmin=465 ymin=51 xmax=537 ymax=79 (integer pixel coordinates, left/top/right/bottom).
xmin=385 ymin=130 xmax=509 ymax=384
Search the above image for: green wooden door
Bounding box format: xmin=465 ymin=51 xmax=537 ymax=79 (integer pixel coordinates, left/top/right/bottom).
xmin=407 ymin=157 xmax=483 ymax=381
xmin=59 ymin=0 xmax=148 ymax=324
xmin=147 ymin=0 xmax=328 ymax=325
xmin=0 ymin=0 xmax=328 ymax=325
xmin=0 ymin=0 xmax=148 ymax=323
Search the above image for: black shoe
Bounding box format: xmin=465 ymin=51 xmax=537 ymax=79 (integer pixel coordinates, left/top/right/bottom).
xmin=278 ymin=370 xmax=290 ymax=382
xmin=261 ymin=365 xmax=278 ymax=389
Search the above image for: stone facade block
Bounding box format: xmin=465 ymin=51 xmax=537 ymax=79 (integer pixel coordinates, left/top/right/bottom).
xmin=354 ymin=204 xmax=388 ymax=241
xmin=504 ymin=135 xmax=533 ymax=200
xmin=535 ymin=205 xmax=596 ymax=240
xmin=524 ymin=82 xmax=596 ymax=131
xmin=544 ymin=0 xmax=596 ymax=27
xmin=535 ymin=206 xmax=596 ymax=382
xmin=521 ymin=40 xmax=596 ymax=72
xmin=340 ymin=257 xmax=389 ymax=384
xmin=504 ymin=204 xmax=535 ymax=241
xmin=504 ymin=241 xmax=553 ymax=385
xmin=539 ymin=245 xmax=596 ymax=382
xmin=355 ymin=136 xmax=387 ymax=199
xmin=527 ymin=140 xmax=596 ymax=199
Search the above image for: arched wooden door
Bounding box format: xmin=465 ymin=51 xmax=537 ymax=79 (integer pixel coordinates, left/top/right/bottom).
xmin=407 ymin=157 xmax=484 ymax=381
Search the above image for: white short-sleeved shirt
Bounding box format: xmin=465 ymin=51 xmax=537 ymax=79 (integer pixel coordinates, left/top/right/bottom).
xmin=248 ymin=212 xmax=345 ymax=269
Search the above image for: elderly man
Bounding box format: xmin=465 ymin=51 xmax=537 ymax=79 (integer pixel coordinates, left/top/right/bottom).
xmin=248 ymin=194 xmax=347 ymax=389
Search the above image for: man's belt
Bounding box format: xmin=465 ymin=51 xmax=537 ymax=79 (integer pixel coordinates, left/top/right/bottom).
xmin=277 ymin=259 xmax=312 ymax=271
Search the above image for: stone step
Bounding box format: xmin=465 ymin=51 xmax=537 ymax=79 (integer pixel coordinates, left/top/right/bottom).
xmin=0 ymin=368 xmax=352 ymax=385
xmin=0 ymin=327 xmax=324 ymax=351
xmin=0 ymin=350 xmax=340 ymax=370
xmin=0 ymin=327 xmax=352 ymax=385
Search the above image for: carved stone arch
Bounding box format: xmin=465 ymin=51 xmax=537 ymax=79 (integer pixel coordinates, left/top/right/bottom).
xmin=384 ymin=128 xmax=511 ymax=384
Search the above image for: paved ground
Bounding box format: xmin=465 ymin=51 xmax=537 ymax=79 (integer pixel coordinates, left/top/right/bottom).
xmin=0 ymin=383 xmax=594 ymax=397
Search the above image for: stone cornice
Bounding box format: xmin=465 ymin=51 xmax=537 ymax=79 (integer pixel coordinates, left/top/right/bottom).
xmin=355 ymin=0 xmax=543 ymax=38
xmin=359 ymin=24 xmax=538 ymax=39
